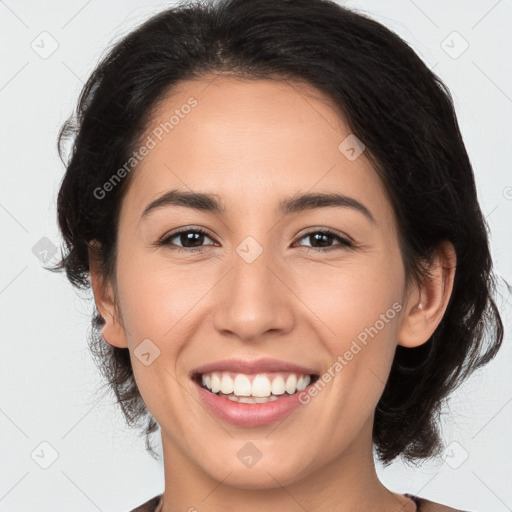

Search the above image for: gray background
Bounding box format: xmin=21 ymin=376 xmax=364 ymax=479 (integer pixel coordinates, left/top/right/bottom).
xmin=0 ymin=0 xmax=511 ymax=510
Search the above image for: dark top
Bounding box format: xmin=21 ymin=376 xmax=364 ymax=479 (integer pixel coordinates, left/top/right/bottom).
xmin=130 ymin=493 xmax=471 ymax=511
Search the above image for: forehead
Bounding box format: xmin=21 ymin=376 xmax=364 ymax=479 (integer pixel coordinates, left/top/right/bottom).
xmin=121 ymin=76 xmax=394 ymax=224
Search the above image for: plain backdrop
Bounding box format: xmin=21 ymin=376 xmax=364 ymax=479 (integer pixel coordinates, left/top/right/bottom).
xmin=1 ymin=0 xmax=511 ymax=511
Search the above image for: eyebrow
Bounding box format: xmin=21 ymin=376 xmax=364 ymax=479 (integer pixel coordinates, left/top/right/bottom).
xmin=139 ymin=189 xmax=376 ymax=224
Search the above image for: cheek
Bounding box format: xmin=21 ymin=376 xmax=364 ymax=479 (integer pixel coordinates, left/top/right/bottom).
xmin=299 ymin=253 xmax=403 ymax=337
xmin=115 ymin=246 xmax=210 ymax=341
xmin=295 ymin=251 xmax=404 ymax=387
xmin=301 ymin=262 xmax=402 ymax=440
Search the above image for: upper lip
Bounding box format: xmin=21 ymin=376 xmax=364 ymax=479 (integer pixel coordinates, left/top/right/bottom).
xmin=190 ymin=358 xmax=319 ymax=377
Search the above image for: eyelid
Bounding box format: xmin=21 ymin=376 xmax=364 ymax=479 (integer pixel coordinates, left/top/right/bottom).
xmin=157 ymin=226 xmax=217 ymax=246
xmin=157 ymin=225 xmax=354 ymax=253
xmin=294 ymin=226 xmax=353 ymax=243
xmin=292 ymin=227 xmax=354 ymax=250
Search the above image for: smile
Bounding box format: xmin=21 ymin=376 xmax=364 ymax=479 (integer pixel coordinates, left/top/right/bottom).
xmin=196 ymin=371 xmax=317 ymax=403
xmin=191 ymin=370 xmax=320 ymax=426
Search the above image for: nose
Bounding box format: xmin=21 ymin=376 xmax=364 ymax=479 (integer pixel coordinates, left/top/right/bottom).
xmin=212 ymin=247 xmax=296 ymax=342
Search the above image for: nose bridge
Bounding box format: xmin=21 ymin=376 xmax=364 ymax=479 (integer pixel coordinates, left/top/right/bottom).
xmin=212 ymin=237 xmax=295 ymax=340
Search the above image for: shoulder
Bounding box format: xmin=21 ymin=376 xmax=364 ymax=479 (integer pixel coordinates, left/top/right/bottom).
xmin=129 ymin=494 xmax=163 ymax=512
xmin=130 ymin=493 xmax=474 ymax=512
xmin=407 ymin=494 xmax=472 ymax=512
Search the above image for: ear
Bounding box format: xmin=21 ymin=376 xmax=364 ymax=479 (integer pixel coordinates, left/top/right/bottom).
xmin=88 ymin=240 xmax=128 ymax=349
xmin=397 ymin=240 xmax=457 ymax=348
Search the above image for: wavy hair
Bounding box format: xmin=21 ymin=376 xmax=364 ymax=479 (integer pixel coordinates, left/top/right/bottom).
xmin=49 ymin=0 xmax=504 ymax=465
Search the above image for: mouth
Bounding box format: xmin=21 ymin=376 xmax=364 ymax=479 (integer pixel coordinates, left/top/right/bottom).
xmin=192 ymin=371 xmax=320 ymax=403
xmin=189 ymin=358 xmax=322 ymax=426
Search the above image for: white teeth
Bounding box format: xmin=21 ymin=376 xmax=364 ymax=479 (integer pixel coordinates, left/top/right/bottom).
xmin=200 ymin=372 xmax=313 ymax=397
xmin=251 ymin=375 xmax=272 ymax=397
xmin=210 ymin=373 xmax=221 ymax=393
xmin=297 ymin=375 xmax=311 ymax=391
xmin=233 ymin=374 xmax=252 ymax=396
xmin=285 ymin=374 xmax=297 ymax=394
xmin=271 ymin=375 xmax=286 ymax=395
xmin=220 ymin=374 xmax=234 ymax=394
xmin=224 ymin=394 xmax=279 ymax=403
xmin=238 ymin=395 xmax=279 ymax=403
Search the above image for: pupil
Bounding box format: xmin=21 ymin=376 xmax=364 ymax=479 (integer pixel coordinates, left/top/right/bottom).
xmin=311 ymin=233 xmax=332 ymax=248
xmin=182 ymin=232 xmax=204 ymax=247
xmin=179 ymin=232 xmax=333 ymax=249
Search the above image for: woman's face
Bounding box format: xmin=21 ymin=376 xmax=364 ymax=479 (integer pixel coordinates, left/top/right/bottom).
xmin=105 ymin=76 xmax=415 ymax=488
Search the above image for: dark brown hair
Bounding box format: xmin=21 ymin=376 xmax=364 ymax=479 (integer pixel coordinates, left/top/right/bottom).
xmin=49 ymin=0 xmax=503 ymax=465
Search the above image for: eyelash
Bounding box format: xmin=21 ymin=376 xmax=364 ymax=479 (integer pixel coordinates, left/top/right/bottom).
xmin=156 ymin=227 xmax=354 ymax=254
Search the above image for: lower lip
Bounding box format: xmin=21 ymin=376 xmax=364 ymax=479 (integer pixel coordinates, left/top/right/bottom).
xmin=193 ymin=379 xmax=312 ymax=427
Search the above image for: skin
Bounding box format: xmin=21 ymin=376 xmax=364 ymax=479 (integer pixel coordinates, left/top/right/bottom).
xmin=89 ymin=76 xmax=456 ymax=512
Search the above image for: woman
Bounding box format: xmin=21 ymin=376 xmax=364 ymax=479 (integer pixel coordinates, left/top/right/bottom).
xmin=50 ymin=0 xmax=504 ymax=510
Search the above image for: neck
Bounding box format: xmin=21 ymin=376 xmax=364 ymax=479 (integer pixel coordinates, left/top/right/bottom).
xmin=159 ymin=416 xmax=415 ymax=512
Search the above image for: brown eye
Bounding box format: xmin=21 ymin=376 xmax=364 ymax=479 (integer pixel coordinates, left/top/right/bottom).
xmin=158 ymin=228 xmax=217 ymax=253
xmin=294 ymin=229 xmax=353 ymax=252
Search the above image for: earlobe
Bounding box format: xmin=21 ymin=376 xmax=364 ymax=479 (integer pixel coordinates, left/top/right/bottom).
xmin=397 ymin=241 xmax=457 ymax=349
xmin=88 ymin=241 xmax=129 ymax=349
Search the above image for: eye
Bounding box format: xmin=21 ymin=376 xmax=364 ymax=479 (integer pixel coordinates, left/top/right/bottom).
xmin=156 ymin=227 xmax=353 ymax=254
xmin=293 ymin=228 xmax=353 ymax=252
xmin=157 ymin=227 xmax=218 ymax=253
